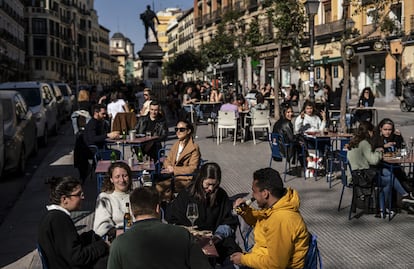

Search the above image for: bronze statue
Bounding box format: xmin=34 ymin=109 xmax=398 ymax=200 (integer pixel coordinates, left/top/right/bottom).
xmin=140 ymin=5 xmax=160 ymax=43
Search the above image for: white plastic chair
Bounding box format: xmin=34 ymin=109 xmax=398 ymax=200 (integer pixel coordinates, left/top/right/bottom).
xmin=250 ymin=110 xmax=271 ymax=144
xmin=217 ymin=110 xmax=237 ymax=145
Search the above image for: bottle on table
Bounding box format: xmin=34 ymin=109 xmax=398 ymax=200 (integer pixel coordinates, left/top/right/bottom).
xmin=136 ymin=146 xmax=143 ymax=163
xmin=122 ymin=129 xmax=127 ymax=140
xmin=110 ymin=150 xmax=117 ymax=163
xmin=332 ymin=120 xmax=337 ymax=133
xmin=123 ymin=202 xmax=132 ymax=232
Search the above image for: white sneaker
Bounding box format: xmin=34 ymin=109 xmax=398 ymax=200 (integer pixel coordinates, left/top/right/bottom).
xmin=305 ymin=169 xmax=314 ymax=178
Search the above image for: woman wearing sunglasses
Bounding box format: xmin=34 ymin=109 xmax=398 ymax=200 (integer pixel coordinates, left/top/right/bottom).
xmin=38 ymin=176 xmax=108 ymax=269
xmin=160 ymin=120 xmax=200 ymax=199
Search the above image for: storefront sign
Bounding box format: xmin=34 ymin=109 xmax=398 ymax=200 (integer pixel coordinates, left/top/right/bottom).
xmin=259 ymin=50 xmax=278 ymax=59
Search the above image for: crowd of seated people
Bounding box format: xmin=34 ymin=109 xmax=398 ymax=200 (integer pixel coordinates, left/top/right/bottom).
xmin=56 ymin=81 xmax=414 ymax=269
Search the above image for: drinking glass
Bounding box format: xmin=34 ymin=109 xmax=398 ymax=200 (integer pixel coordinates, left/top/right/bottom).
xmin=186 ymin=203 xmax=199 ymax=231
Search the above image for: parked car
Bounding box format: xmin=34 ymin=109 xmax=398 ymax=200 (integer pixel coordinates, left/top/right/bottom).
xmin=0 ymin=101 xmax=4 ymax=178
xmin=48 ymin=82 xmax=66 ymax=122
xmin=0 ymin=90 xmax=38 ymax=174
xmin=56 ymin=83 xmax=75 ymax=119
xmin=0 ymin=82 xmax=58 ymax=146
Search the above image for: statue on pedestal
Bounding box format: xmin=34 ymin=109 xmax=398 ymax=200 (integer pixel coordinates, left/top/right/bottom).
xmin=140 ymin=5 xmax=160 ymax=43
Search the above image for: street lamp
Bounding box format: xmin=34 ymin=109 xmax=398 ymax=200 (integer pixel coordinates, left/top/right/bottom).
xmin=345 ymin=45 xmax=355 ymax=100
xmin=305 ymin=0 xmax=320 ymax=102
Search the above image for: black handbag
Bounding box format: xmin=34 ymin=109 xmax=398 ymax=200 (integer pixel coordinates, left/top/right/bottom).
xmin=352 ymin=169 xmax=376 ymax=188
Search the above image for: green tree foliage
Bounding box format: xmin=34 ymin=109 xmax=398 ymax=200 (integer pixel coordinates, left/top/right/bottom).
xmin=200 ymin=24 xmax=237 ymax=65
xmin=265 ymin=0 xmax=306 ymax=47
xmin=164 ymin=48 xmax=206 ymax=78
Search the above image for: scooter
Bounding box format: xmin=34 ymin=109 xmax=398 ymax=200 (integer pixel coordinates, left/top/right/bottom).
xmin=400 ymin=83 xmax=414 ymax=112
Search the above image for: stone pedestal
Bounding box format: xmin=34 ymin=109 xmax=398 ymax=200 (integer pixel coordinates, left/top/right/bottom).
xmin=138 ymin=42 xmax=164 ymax=88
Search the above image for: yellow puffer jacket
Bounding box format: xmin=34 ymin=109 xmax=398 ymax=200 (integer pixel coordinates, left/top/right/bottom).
xmin=240 ymin=188 xmax=309 ymax=269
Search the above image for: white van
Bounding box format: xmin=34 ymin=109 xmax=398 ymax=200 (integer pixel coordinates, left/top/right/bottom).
xmin=0 ymin=82 xmax=58 ymax=146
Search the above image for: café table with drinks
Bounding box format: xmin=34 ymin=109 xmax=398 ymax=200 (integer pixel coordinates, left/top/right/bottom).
xmin=106 ymin=133 xmax=159 ymax=159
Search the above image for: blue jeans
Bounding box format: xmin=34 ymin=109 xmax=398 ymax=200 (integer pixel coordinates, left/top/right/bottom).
xmin=379 ymin=168 xmax=408 ymax=211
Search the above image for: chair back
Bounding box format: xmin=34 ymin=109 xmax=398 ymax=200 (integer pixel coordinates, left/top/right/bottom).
xmin=37 ymin=243 xmax=49 ymax=269
xmin=269 ymin=133 xmax=287 ymax=160
xmin=304 ymin=233 xmax=323 ymax=269
xmin=112 ymin=112 xmax=137 ymax=132
xmin=251 ymin=110 xmax=270 ymax=127
xmin=217 ymin=110 xmax=237 ymax=127
xmin=94 ymin=149 xmax=122 ymax=163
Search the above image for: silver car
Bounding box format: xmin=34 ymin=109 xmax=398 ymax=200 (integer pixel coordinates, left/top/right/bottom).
xmin=0 ymin=82 xmax=58 ymax=146
xmin=56 ymin=83 xmax=75 ymax=119
xmin=0 ymin=91 xmax=38 ymax=175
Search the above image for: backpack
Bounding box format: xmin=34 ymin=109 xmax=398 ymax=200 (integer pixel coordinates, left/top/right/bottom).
xmin=71 ymin=110 xmax=91 ymax=135
xmin=304 ymin=233 xmax=323 ymax=269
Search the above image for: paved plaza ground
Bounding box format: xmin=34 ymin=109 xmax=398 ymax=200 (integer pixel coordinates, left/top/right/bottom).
xmin=1 ymin=98 xmax=414 ymax=269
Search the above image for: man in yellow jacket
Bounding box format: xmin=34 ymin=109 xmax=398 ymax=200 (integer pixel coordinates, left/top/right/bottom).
xmin=231 ymin=168 xmax=309 ymax=269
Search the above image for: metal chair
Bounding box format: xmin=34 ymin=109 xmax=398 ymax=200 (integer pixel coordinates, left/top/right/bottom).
xmin=217 ymin=110 xmax=237 ymax=145
xmin=95 ymin=149 xmax=122 ymax=193
xmin=303 ymin=233 xmax=323 ymax=269
xmin=338 ymin=161 xmax=354 ymax=220
xmin=269 ymin=133 xmax=290 ymax=182
xmin=250 ymin=110 xmax=271 ymax=144
xmin=37 ymin=243 xmax=49 ymax=269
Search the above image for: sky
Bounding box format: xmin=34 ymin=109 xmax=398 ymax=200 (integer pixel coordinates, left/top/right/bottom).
xmin=95 ymin=0 xmax=193 ymax=52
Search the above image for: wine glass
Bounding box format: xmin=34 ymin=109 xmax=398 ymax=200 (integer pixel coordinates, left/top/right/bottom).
xmin=186 ymin=203 xmax=199 ymax=231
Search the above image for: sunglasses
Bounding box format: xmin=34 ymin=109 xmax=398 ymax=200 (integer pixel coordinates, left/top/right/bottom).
xmin=144 ymin=94 xmax=149 ymax=96
xmin=67 ymin=191 xmax=84 ymax=198
xmin=175 ymin=127 xmax=188 ymax=132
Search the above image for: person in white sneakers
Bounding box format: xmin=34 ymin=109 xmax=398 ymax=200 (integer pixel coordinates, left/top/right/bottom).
xmin=295 ymin=100 xmax=328 ymax=175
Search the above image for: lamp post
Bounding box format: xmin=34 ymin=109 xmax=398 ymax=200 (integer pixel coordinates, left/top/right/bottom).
xmin=345 ymin=45 xmax=354 ymax=101
xmin=305 ymin=0 xmax=320 ymax=102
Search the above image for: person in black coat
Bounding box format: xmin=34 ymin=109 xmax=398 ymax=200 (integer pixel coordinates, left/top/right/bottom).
xmin=273 ymin=105 xmax=307 ymax=167
xmin=371 ymin=118 xmax=412 ymax=193
xmin=353 ymin=87 xmax=375 ymax=124
xmin=134 ymin=100 xmax=168 ymax=160
xmin=165 ymin=162 xmax=241 ymax=266
xmin=83 ymin=104 xmax=119 ymax=149
xmin=38 ymin=176 xmax=108 ymax=269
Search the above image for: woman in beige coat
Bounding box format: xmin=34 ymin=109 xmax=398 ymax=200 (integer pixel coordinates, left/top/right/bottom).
xmin=158 ymin=120 xmax=201 ymax=200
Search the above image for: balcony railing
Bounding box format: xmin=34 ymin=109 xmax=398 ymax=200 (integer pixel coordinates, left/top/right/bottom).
xmin=362 ymin=24 xmax=381 ymax=38
xmin=315 ymin=20 xmax=345 ymax=36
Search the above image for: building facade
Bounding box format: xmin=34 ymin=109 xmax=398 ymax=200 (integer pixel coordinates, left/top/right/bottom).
xmin=0 ymin=0 xmax=25 ymax=82
xmin=1 ymin=0 xmax=117 ymax=87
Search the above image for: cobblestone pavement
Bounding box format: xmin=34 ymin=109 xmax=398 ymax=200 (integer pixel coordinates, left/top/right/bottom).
xmin=1 ymin=98 xmax=414 ymax=268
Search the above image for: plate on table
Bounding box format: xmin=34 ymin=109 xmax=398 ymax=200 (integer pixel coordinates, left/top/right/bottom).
xmin=305 ymin=131 xmax=320 ymax=136
xmin=136 ymin=133 xmax=145 ymax=138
